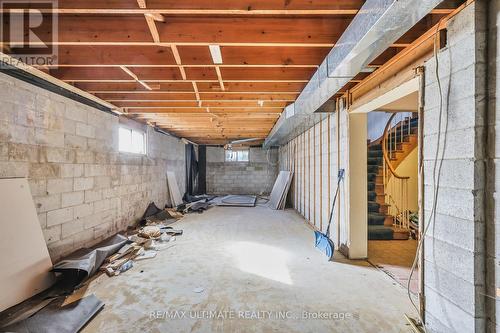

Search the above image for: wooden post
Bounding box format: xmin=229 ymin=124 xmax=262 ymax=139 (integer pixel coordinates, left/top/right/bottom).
xmin=327 ymin=113 xmax=331 ymax=231
xmin=319 ymin=119 xmax=323 ymax=231
xmin=313 ymin=123 xmax=316 ymax=228
xmin=308 ymin=128 xmax=311 ymax=223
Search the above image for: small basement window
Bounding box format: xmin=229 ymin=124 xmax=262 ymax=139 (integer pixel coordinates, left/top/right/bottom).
xmin=119 ymin=127 xmax=146 ymax=154
xmin=225 ymin=149 xmax=249 ymax=162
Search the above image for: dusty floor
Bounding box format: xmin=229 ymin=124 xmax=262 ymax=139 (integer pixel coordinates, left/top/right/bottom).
xmin=82 ymin=206 xmax=416 ymax=333
xmin=368 ymin=240 xmax=419 ymax=294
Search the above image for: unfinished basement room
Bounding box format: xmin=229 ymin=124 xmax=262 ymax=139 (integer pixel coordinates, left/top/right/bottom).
xmin=0 ymin=0 xmax=498 ymax=332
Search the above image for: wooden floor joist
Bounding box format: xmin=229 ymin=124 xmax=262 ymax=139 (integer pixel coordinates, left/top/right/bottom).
xmin=0 ymin=0 xmax=463 ymax=143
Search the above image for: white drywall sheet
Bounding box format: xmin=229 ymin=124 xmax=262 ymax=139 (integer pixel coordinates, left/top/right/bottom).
xmin=0 ymin=178 xmax=54 ymax=312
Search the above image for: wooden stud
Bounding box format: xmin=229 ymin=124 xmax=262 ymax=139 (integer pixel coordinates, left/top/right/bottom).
xmin=313 ymin=122 xmax=316 ymax=228
xmin=307 ymin=129 xmax=311 ymax=223
xmin=319 ymin=119 xmax=323 ymax=231
xmin=327 ymin=113 xmax=331 ymax=230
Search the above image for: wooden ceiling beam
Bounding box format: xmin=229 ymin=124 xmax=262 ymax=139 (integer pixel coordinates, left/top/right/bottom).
xmin=94 ymin=92 xmax=298 ymax=100
xmin=124 ymin=107 xmax=283 ymax=114
xmin=6 ymin=16 xmax=423 ymax=46
xmin=73 ymin=81 xmax=307 ymax=92
xmin=51 ymin=66 xmax=317 ymax=81
xmin=113 ymin=101 xmax=290 ymax=108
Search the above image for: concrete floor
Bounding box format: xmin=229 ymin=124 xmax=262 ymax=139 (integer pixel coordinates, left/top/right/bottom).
xmin=368 ymin=240 xmax=419 ymax=294
xmin=82 ymin=206 xmax=416 ymax=333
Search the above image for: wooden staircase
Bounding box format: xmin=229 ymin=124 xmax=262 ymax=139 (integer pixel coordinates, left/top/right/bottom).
xmin=367 ymin=115 xmax=418 ymax=240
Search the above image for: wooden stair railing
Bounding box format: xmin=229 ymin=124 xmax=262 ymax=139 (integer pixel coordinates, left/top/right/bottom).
xmin=381 ymin=113 xmax=415 ymax=231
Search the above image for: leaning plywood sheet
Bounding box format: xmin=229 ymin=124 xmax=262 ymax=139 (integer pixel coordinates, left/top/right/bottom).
xmin=278 ymin=173 xmax=294 ymax=210
xmin=166 ymin=171 xmax=183 ymax=207
xmin=0 ymin=178 xmax=55 ymax=312
xmin=268 ymin=171 xmax=292 ymax=210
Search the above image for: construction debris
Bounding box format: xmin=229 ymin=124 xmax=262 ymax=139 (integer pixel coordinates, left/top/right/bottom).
xmin=0 ymin=295 xmax=104 ymax=333
xmin=216 ymin=195 xmax=257 ymax=207
xmin=139 ymin=226 xmax=162 ymax=239
xmin=165 ymin=208 xmax=184 ymax=219
xmin=52 ymin=234 xmax=129 ymax=288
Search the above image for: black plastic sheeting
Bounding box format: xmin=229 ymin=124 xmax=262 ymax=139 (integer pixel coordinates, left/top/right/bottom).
xmin=0 ymin=295 xmax=104 ymax=333
xmin=52 ymin=235 xmax=129 ymax=288
xmin=185 ymin=143 xmax=199 ymax=197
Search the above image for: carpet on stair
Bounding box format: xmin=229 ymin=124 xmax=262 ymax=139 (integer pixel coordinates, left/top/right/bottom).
xmin=368 ymin=225 xmax=394 ymax=240
xmin=368 ymin=201 xmax=380 ymax=213
xmin=368 ymin=212 xmax=386 ymax=226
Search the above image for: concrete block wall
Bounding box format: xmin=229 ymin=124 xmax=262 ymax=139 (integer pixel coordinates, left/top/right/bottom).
xmin=206 ymin=146 xmax=278 ymax=195
xmin=0 ymin=72 xmax=185 ymax=261
xmin=422 ymin=2 xmax=487 ymax=332
xmin=487 ymin=1 xmax=500 ymax=332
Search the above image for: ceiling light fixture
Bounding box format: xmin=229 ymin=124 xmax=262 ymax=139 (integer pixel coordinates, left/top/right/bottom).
xmin=209 ymin=45 xmax=223 ymax=64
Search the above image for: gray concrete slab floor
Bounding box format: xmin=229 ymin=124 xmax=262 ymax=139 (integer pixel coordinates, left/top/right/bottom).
xmin=82 ymin=206 xmax=416 ymax=333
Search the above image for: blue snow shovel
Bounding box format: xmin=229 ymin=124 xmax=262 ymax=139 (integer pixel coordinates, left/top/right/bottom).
xmin=314 ymin=168 xmax=345 ymax=260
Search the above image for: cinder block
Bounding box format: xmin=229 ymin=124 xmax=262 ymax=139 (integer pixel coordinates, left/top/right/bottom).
xmin=47 ymin=207 xmax=74 ymax=226
xmin=72 ymin=228 xmax=96 ymax=250
xmin=43 ymin=225 xmax=61 ymax=244
xmin=423 ymin=210 xmax=481 ymax=253
xmin=424 ymin=184 xmax=479 ymax=221
xmin=0 ymin=161 xmax=29 ymax=178
xmin=37 ymin=212 xmax=47 ymax=228
xmin=8 ymin=124 xmax=35 ymax=145
xmin=423 ymin=159 xmax=479 ymax=191
xmin=75 ymin=122 xmax=95 ymax=138
xmin=34 ymin=128 xmax=64 ymax=147
xmin=65 ymin=107 xmax=87 ymax=123
xmin=43 ymin=147 xmax=76 ymax=163
xmin=93 ymin=221 xmax=116 ymax=240
xmin=84 ymin=189 xmax=102 ymax=203
xmin=423 ymin=127 xmax=482 ymax=161
xmin=34 ymin=194 xmax=61 ymax=213
xmin=424 ymin=286 xmax=476 ymax=333
xmin=63 ymin=118 xmax=76 ymax=134
xmin=74 ymin=177 xmax=94 ymax=191
xmin=93 ymin=199 xmax=111 ymax=213
xmin=29 ymin=163 xmax=60 ymax=179
xmin=75 ymin=150 xmax=95 ymax=164
xmin=84 ymin=164 xmax=106 ymax=177
xmin=61 ymin=191 xmax=85 ymax=208
xmin=61 ymin=219 xmax=84 ymax=238
xmin=5 ymin=143 xmax=39 ymax=162
xmin=60 ymin=163 xmax=83 ymax=178
xmin=47 ymin=237 xmax=74 ymax=262
xmin=47 ymin=178 xmax=74 ymax=194
xmin=424 ymin=235 xmax=480 ymax=284
xmin=94 ymin=176 xmax=111 ymax=189
xmin=73 ymin=203 xmax=94 ymax=219
xmin=424 ymin=261 xmax=479 ymax=316
xmin=64 ymin=134 xmax=87 ymax=149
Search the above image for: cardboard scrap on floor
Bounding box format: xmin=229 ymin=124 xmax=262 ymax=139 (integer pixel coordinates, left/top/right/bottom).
xmin=100 ymin=221 xmax=181 ymax=277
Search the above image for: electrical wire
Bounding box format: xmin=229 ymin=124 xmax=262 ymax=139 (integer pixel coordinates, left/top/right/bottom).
xmin=406 ymin=22 xmax=450 ymax=332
